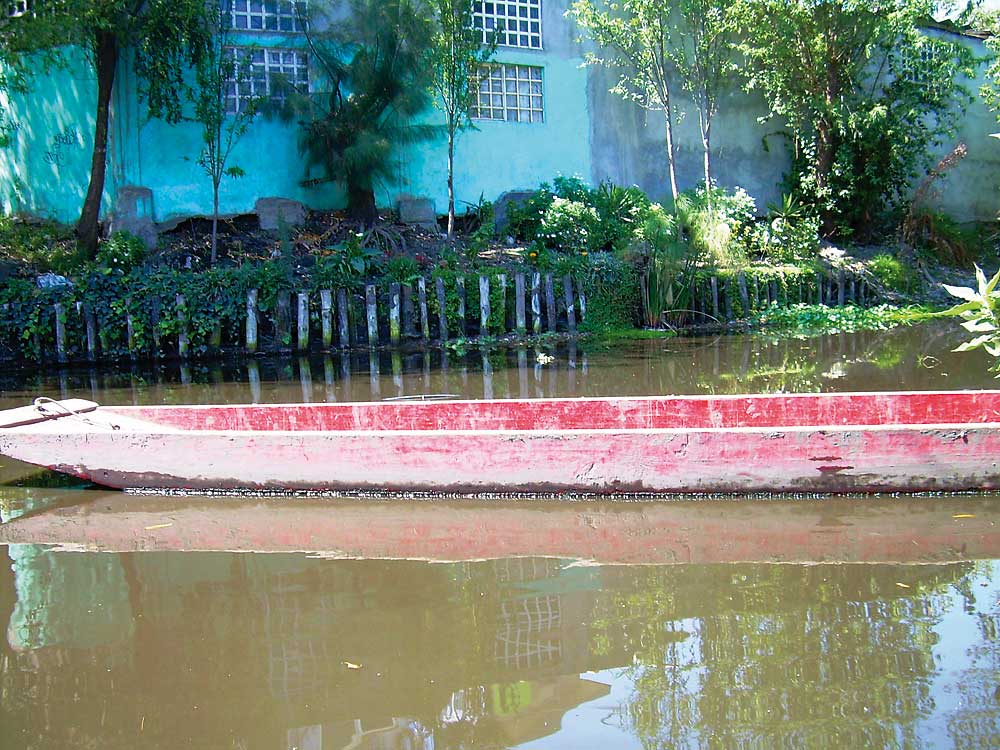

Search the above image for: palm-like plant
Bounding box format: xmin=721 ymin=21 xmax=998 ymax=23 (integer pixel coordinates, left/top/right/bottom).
xmin=288 ymin=0 xmax=437 ymax=225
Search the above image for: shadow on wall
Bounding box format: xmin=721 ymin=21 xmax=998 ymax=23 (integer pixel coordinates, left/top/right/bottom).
xmin=585 ymin=64 xmax=790 ymax=207
xmin=0 ymin=48 xmax=97 ymax=225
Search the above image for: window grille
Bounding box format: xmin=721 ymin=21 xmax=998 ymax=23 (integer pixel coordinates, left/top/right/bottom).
xmin=471 ymin=0 xmax=542 ymax=49
xmin=226 ymin=0 xmax=306 ymax=32
xmin=6 ymin=1 xmax=31 ymax=17
xmin=472 ymin=64 xmax=543 ymax=123
xmin=224 ymin=47 xmax=308 ymax=114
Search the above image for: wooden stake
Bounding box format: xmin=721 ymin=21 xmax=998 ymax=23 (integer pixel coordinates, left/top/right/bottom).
xmin=246 ymin=289 xmax=258 ymax=354
xmin=389 ymin=283 xmax=401 ymax=346
xmin=417 ymin=277 xmax=430 ymax=340
xmin=456 ymin=276 xmax=467 ymax=336
xmin=479 ymin=275 xmax=490 ymax=335
xmin=337 ymin=289 xmax=350 ymax=348
xmin=320 ymin=289 xmax=333 ymax=348
xmin=176 ymin=294 xmax=189 ymax=359
xmin=515 ymin=272 xmax=527 ymax=335
xmin=544 ymin=274 xmax=557 ymax=332
xmin=436 ymin=277 xmax=448 ymax=341
xmin=297 ymin=292 xmax=309 ymax=352
xmin=563 ymin=276 xmax=576 ymax=332
xmin=531 ymin=272 xmax=542 ymax=335
xmin=365 ymin=285 xmax=379 ymax=348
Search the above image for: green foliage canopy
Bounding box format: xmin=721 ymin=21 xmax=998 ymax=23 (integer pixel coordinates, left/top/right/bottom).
xmin=0 ymin=0 xmax=213 ymax=254
xmin=732 ymin=0 xmax=975 ymax=238
xmin=290 ymin=0 xmax=437 ymax=225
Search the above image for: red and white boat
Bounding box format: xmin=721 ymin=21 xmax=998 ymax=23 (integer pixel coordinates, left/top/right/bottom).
xmin=1 ymin=391 xmax=999 ymax=495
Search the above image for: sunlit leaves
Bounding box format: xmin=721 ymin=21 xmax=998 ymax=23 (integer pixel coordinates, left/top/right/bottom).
xmin=938 ymin=266 xmax=1000 ymax=367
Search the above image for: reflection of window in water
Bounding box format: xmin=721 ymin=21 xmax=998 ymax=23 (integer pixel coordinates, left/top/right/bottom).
xmin=495 ymin=595 xmax=562 ymax=669
xmin=264 ymin=572 xmax=334 ymax=698
xmin=492 ymin=558 xmax=561 ymax=584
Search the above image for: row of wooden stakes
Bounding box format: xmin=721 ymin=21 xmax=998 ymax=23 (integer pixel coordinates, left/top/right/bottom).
xmin=30 ymin=272 xmax=586 ymax=363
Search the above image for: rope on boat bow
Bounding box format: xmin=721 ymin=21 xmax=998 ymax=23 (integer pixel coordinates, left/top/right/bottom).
xmin=33 ymin=397 xmax=120 ymax=431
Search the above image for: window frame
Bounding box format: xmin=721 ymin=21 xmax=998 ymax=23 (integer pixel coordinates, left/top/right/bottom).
xmin=224 ymin=0 xmax=308 ymax=34
xmin=471 ymin=0 xmax=543 ymax=51
xmin=471 ymin=63 xmax=545 ymax=124
xmin=224 ymin=46 xmax=309 ymax=115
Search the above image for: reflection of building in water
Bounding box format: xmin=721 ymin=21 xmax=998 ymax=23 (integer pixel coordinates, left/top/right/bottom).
xmin=287 ymin=718 xmax=432 ymax=750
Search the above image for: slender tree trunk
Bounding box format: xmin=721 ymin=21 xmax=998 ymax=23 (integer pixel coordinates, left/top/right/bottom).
xmin=702 ymin=119 xmax=712 ymax=187
xmin=815 ymin=118 xmax=836 ymax=234
xmin=211 ymin=181 xmax=220 ymax=266
xmin=663 ymin=108 xmax=679 ymax=205
xmin=446 ymin=127 xmax=456 ymax=238
xmin=700 ymin=107 xmax=712 ymax=211
xmin=77 ymin=30 xmax=119 ymax=257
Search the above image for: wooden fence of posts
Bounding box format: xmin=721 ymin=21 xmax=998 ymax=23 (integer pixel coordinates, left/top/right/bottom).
xmin=3 ymin=268 xmax=877 ymax=364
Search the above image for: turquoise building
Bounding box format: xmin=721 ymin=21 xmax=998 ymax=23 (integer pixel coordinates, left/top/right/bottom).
xmin=1 ymin=1 xmax=997 ymax=236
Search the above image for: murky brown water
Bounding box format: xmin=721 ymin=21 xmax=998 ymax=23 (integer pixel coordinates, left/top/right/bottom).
xmin=1 ymin=323 xmax=999 ymax=748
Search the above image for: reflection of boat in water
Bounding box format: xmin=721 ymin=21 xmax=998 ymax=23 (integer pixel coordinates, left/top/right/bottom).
xmin=3 ymin=391 xmax=1000 ymax=494
xmin=1 ymin=490 xmax=999 ymax=564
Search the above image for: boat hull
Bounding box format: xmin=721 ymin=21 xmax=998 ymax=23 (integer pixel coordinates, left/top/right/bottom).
xmin=2 ymin=421 xmax=999 ymax=494
xmin=3 ymin=392 xmax=1000 ymax=495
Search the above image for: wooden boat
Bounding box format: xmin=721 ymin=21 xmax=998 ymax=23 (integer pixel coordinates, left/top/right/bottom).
xmin=1 ymin=391 xmax=1000 ymax=495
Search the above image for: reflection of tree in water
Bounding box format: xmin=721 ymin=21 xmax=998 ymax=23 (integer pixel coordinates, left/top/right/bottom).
xmin=593 ymin=563 xmax=978 ymax=749
xmin=945 ymin=562 xmax=1000 ymax=747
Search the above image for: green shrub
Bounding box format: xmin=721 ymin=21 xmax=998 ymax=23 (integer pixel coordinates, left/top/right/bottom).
xmin=676 ymin=183 xmax=756 ymax=267
xmin=506 ymin=186 xmax=554 ymax=242
xmin=385 ymin=254 xmax=420 ymax=283
xmin=591 ymin=181 xmax=650 ymax=253
xmin=97 ymin=231 xmax=147 ymax=273
xmin=0 ymin=216 xmax=80 ymax=273
xmin=751 ymin=216 xmax=821 ymax=264
xmin=538 ymin=197 xmax=598 ymax=253
xmin=868 ymin=253 xmax=917 ymax=294
xmin=579 ymin=252 xmax=641 ymax=331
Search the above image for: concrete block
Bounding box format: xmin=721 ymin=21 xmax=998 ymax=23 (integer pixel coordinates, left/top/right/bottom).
xmin=398 ymin=197 xmax=438 ymax=230
xmin=108 ymin=185 xmax=157 ymax=249
xmin=493 ymin=190 xmax=536 ymax=232
xmin=256 ymin=197 xmax=306 ymax=231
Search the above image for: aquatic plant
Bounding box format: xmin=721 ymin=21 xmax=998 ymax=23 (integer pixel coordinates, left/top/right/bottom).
xmin=937 ymin=266 xmax=1000 ymax=371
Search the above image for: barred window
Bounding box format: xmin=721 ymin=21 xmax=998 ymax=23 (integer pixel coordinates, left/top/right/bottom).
xmin=225 ymin=48 xmax=308 ymax=114
xmin=6 ymin=1 xmax=31 ymax=17
xmin=472 ymin=0 xmax=541 ymax=50
xmin=472 ymin=64 xmax=543 ymax=123
xmin=226 ymin=0 xmax=306 ymax=32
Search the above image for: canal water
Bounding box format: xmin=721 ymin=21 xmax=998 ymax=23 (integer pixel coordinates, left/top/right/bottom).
xmin=1 ymin=322 xmax=999 ymax=748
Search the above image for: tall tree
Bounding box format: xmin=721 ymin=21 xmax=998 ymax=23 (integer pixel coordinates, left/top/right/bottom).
xmin=428 ymin=0 xmax=498 ymax=237
xmin=732 ymin=0 xmax=972 ymax=236
xmin=0 ymin=0 xmax=211 ymax=255
xmin=189 ymin=4 xmax=263 ymax=265
xmin=291 ymin=0 xmax=436 ymax=225
xmin=670 ymin=0 xmax=738 ymax=200
xmin=568 ymin=0 xmax=683 ymax=203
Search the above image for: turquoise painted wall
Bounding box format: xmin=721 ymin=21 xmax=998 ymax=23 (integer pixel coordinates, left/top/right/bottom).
xmin=0 ymin=47 xmax=101 ymax=224
xmin=394 ymin=52 xmax=591 ymax=218
xmin=122 ymin=0 xmax=590 ymax=224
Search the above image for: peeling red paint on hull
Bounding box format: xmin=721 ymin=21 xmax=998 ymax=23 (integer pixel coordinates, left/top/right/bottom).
xmin=2 ymin=391 xmax=1000 ymax=494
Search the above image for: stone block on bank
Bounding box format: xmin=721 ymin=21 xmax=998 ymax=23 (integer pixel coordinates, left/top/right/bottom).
xmin=398 ymin=197 xmax=438 ymax=230
xmin=256 ymin=197 xmax=306 ymax=231
xmin=493 ymin=190 xmax=536 ymax=233
xmin=108 ymin=185 xmax=158 ymax=249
